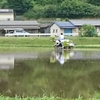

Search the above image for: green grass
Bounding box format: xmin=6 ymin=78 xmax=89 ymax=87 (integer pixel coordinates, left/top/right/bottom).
xmin=0 ymin=95 xmax=59 ymax=100
xmin=67 ymin=37 xmax=100 ymax=45
xmin=63 ymin=37 xmax=100 ymax=49
xmin=0 ymin=37 xmax=53 ymax=47
xmin=0 ymin=95 xmax=100 ymax=100
xmin=0 ymin=36 xmax=100 ymax=46
xmin=0 ymin=37 xmax=100 ymax=52
xmin=0 ymin=37 xmax=54 ymax=52
xmin=0 ymin=47 xmax=53 ymax=53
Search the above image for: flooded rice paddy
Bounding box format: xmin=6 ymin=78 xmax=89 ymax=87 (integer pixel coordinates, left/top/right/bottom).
xmin=0 ymin=50 xmax=100 ymax=99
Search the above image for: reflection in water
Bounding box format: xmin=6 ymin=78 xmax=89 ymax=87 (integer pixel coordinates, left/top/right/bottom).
xmin=50 ymin=50 xmax=74 ymax=65
xmin=0 ymin=50 xmax=100 ymax=99
xmin=0 ymin=56 xmax=14 ymax=70
xmin=0 ymin=52 xmax=38 ymax=70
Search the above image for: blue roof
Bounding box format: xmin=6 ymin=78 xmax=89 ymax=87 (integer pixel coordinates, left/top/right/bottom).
xmin=54 ymin=22 xmax=75 ymax=28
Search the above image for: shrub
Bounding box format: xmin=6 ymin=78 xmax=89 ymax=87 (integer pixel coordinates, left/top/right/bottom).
xmin=79 ymin=24 xmax=98 ymax=37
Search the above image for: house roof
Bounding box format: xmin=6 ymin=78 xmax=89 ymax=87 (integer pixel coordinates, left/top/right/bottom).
xmin=4 ymin=28 xmax=23 ymax=30
xmin=0 ymin=21 xmax=39 ymax=25
xmin=0 ymin=9 xmax=13 ymax=13
xmin=0 ymin=21 xmax=40 ymax=30
xmin=39 ymin=23 xmax=50 ymax=28
xmin=0 ymin=26 xmax=40 ymax=30
xmin=53 ymin=22 xmax=75 ymax=28
xmin=69 ymin=19 xmax=100 ymax=26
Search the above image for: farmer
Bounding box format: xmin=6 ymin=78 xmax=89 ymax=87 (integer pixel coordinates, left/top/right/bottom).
xmin=57 ymin=33 xmax=64 ymax=47
xmin=58 ymin=33 xmax=64 ymax=41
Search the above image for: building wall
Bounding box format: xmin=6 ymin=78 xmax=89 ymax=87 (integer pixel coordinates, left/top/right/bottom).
xmin=72 ymin=28 xmax=79 ymax=36
xmin=95 ymin=27 xmax=100 ymax=36
xmin=50 ymin=24 xmax=63 ymax=36
xmin=0 ymin=13 xmax=14 ymax=21
xmin=24 ymin=29 xmax=39 ymax=33
xmin=60 ymin=29 xmax=64 ymax=35
xmin=50 ymin=23 xmax=80 ymax=36
xmin=0 ymin=30 xmax=3 ymax=36
xmin=45 ymin=27 xmax=50 ymax=33
xmin=72 ymin=26 xmax=100 ymax=36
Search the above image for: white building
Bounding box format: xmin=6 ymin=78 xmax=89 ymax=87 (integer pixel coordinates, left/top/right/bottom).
xmin=0 ymin=9 xmax=14 ymax=21
xmin=50 ymin=22 xmax=76 ymax=36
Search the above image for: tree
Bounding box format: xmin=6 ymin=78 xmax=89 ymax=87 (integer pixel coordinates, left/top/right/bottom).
xmin=33 ymin=0 xmax=63 ymax=5
xmin=7 ymin=0 xmax=33 ymax=14
xmin=60 ymin=0 xmax=100 ymax=18
xmin=79 ymin=24 xmax=97 ymax=37
xmin=0 ymin=0 xmax=8 ymax=8
xmin=87 ymin=0 xmax=100 ymax=6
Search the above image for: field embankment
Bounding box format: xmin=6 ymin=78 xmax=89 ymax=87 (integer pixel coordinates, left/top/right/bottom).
xmin=68 ymin=37 xmax=100 ymax=49
xmin=0 ymin=37 xmax=100 ymax=52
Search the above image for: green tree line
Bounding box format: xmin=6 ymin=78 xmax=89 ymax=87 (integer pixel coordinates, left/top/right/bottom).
xmin=0 ymin=0 xmax=100 ymax=19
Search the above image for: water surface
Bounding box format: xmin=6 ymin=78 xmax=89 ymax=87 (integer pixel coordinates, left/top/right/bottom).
xmin=0 ymin=50 xmax=100 ymax=99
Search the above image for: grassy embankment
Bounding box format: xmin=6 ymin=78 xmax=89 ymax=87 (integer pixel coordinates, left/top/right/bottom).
xmin=0 ymin=96 xmax=60 ymax=100
xmin=0 ymin=95 xmax=100 ymax=100
xmin=0 ymin=37 xmax=54 ymax=52
xmin=69 ymin=37 xmax=100 ymax=49
xmin=0 ymin=95 xmax=98 ymax=100
xmin=0 ymin=37 xmax=100 ymax=52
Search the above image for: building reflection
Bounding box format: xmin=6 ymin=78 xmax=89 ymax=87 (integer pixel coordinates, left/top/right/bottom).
xmin=50 ymin=50 xmax=74 ymax=65
xmin=0 ymin=56 xmax=14 ymax=70
xmin=0 ymin=52 xmax=38 ymax=70
xmin=0 ymin=50 xmax=74 ymax=70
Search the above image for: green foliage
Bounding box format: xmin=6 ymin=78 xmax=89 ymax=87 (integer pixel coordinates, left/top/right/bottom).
xmin=75 ymin=95 xmax=83 ymax=100
xmin=7 ymin=0 xmax=33 ymax=14
xmin=43 ymin=5 xmax=58 ymax=18
xmin=24 ymin=6 xmax=44 ymax=19
xmin=0 ymin=0 xmax=8 ymax=8
xmin=79 ymin=24 xmax=98 ymax=37
xmin=62 ymin=41 xmax=69 ymax=47
xmin=65 ymin=18 xmax=69 ymax=21
xmin=0 ymin=95 xmax=59 ymax=100
xmin=50 ymin=36 xmax=56 ymax=42
xmin=18 ymin=0 xmax=100 ymax=18
xmin=87 ymin=0 xmax=100 ymax=6
xmin=60 ymin=0 xmax=100 ymax=18
xmin=1 ymin=0 xmax=100 ymax=18
xmin=94 ymin=92 xmax=100 ymax=99
xmin=32 ymin=0 xmax=63 ymax=5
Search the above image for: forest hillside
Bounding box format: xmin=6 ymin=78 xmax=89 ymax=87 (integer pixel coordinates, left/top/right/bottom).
xmin=0 ymin=0 xmax=100 ymax=20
